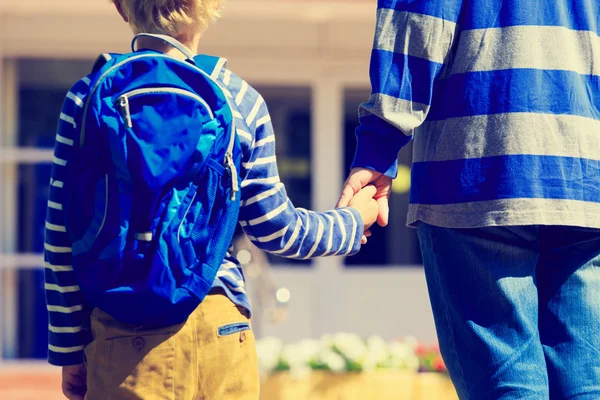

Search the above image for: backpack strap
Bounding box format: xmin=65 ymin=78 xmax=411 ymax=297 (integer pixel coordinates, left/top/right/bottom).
xmin=193 ymin=55 xmax=228 ymax=79
xmin=91 ymin=53 xmax=117 ymax=74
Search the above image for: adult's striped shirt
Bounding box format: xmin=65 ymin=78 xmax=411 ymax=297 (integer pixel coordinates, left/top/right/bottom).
xmin=353 ymin=0 xmax=600 ymax=228
xmin=45 ymin=60 xmax=363 ymax=366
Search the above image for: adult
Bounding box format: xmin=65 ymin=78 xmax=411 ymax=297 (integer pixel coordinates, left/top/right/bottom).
xmin=338 ymin=1 xmax=600 ymax=398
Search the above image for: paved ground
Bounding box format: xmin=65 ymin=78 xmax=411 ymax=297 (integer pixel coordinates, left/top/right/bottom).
xmin=0 ymin=363 xmax=457 ymax=400
xmin=0 ymin=363 xmax=63 ymax=400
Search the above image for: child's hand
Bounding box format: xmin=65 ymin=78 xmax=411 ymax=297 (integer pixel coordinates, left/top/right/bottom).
xmin=348 ymin=185 xmax=379 ymax=237
xmin=62 ymin=364 xmax=87 ymax=400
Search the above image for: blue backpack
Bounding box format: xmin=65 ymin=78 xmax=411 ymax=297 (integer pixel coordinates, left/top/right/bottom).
xmin=63 ymin=34 xmax=242 ymax=326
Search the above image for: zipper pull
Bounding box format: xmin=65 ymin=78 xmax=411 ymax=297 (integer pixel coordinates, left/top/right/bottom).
xmin=118 ymin=95 xmax=133 ymax=128
xmin=225 ymin=152 xmax=239 ymax=201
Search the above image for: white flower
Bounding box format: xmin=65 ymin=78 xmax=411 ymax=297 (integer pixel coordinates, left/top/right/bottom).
xmin=289 ymin=364 xmax=312 ymax=380
xmin=320 ymin=349 xmax=346 ymax=373
xmin=321 ymin=334 xmax=334 ymax=348
xmin=298 ymin=339 xmax=322 ymax=361
xmin=363 ymin=335 xmax=389 ymax=370
xmin=362 ymin=355 xmax=378 ymax=372
xmin=281 ymin=342 xmax=310 ymax=370
xmin=389 ymin=342 xmax=419 ymax=371
xmin=281 ymin=341 xmax=320 ymax=379
xmin=389 ymin=342 xmax=411 ymax=360
xmin=405 ymin=354 xmax=420 ymax=372
xmin=332 ymin=332 xmax=368 ymax=363
xmin=256 ymin=333 xmax=421 ymax=376
xmin=256 ymin=337 xmax=283 ymax=375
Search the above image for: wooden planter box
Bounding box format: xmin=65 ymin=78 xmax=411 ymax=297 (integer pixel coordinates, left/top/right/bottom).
xmin=261 ymin=371 xmax=458 ymax=400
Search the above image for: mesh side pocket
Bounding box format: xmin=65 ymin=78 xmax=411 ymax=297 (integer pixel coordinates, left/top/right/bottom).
xmin=184 ymin=157 xmax=239 ymax=286
xmin=190 ymin=163 xmax=226 ymax=258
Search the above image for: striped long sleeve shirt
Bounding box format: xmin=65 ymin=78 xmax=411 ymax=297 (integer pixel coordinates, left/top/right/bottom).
xmin=353 ymin=0 xmax=600 ymax=229
xmin=45 ymin=62 xmax=363 ymax=366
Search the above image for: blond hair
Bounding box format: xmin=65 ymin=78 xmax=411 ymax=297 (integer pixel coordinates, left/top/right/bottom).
xmin=116 ymin=0 xmax=222 ymax=36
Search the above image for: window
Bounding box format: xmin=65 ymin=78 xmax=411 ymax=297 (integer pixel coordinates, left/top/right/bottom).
xmin=13 ymin=59 xmax=93 ymax=358
xmin=343 ymin=88 xmax=422 ymax=267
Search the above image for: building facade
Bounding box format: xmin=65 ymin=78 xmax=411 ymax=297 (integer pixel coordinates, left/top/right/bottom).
xmin=0 ymin=0 xmax=434 ymax=361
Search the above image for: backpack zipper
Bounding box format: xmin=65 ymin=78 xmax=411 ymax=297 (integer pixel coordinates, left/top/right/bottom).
xmin=225 ymin=148 xmax=238 ymax=201
xmin=116 ymin=87 xmax=215 ymax=124
xmin=118 ymin=96 xmax=133 ymax=128
xmin=198 ymin=71 xmax=238 ymax=201
xmin=221 ymin=92 xmax=238 ymax=201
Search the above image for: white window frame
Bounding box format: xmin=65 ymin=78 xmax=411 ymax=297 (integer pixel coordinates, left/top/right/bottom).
xmin=0 ymin=56 xmax=21 ymax=364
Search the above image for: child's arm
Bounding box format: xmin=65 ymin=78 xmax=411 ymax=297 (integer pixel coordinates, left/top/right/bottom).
xmin=44 ymin=79 xmax=91 ymax=366
xmin=234 ymin=91 xmax=370 ymax=258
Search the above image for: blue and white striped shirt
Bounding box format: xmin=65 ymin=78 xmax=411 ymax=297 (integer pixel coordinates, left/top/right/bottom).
xmin=353 ymin=0 xmax=600 ymax=229
xmin=45 ymin=62 xmax=363 ymax=366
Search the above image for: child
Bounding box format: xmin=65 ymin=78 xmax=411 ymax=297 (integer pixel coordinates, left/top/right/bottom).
xmin=44 ymin=1 xmax=378 ymax=399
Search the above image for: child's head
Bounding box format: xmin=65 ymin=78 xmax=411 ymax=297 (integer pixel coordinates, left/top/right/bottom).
xmin=114 ymin=0 xmax=222 ymax=37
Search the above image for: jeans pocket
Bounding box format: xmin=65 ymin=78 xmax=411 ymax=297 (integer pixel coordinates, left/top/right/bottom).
xmin=217 ymin=322 xmax=251 ymax=337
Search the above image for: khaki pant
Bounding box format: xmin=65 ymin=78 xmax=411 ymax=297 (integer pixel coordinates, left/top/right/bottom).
xmin=84 ymin=292 xmax=260 ymax=400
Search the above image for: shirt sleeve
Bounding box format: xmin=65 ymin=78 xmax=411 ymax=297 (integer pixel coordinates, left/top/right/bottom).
xmin=220 ymin=71 xmax=364 ymax=259
xmin=352 ymin=0 xmax=463 ymax=178
xmin=44 ymin=79 xmax=91 ymax=366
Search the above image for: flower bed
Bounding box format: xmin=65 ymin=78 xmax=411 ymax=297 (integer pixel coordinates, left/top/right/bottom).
xmin=257 ymin=333 xmax=447 ymax=377
xmin=257 ymin=334 xmax=456 ymax=400
xmin=416 ymin=344 xmax=447 ymax=373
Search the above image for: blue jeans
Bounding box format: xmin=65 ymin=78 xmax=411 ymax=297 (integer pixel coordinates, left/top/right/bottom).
xmin=417 ymin=223 xmax=600 ymax=400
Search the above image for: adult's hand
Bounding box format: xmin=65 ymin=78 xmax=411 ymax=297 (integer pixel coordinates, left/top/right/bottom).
xmin=337 ymin=168 xmax=393 ymax=238
xmin=62 ymin=364 xmax=87 ymax=400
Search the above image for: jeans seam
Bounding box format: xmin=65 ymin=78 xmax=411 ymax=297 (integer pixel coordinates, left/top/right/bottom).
xmin=427 ymin=225 xmax=469 ymax=399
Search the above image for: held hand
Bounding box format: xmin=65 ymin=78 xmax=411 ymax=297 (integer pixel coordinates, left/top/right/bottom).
xmin=62 ymin=364 xmax=87 ymax=400
xmin=348 ymin=185 xmax=379 ymax=237
xmin=338 ymin=168 xmax=393 ymax=242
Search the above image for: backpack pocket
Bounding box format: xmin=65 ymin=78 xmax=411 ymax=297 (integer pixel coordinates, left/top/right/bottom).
xmin=177 ymin=158 xmax=228 ymax=260
xmin=114 ymin=86 xmax=216 ymax=239
xmin=171 ymin=153 xmax=238 ymax=286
